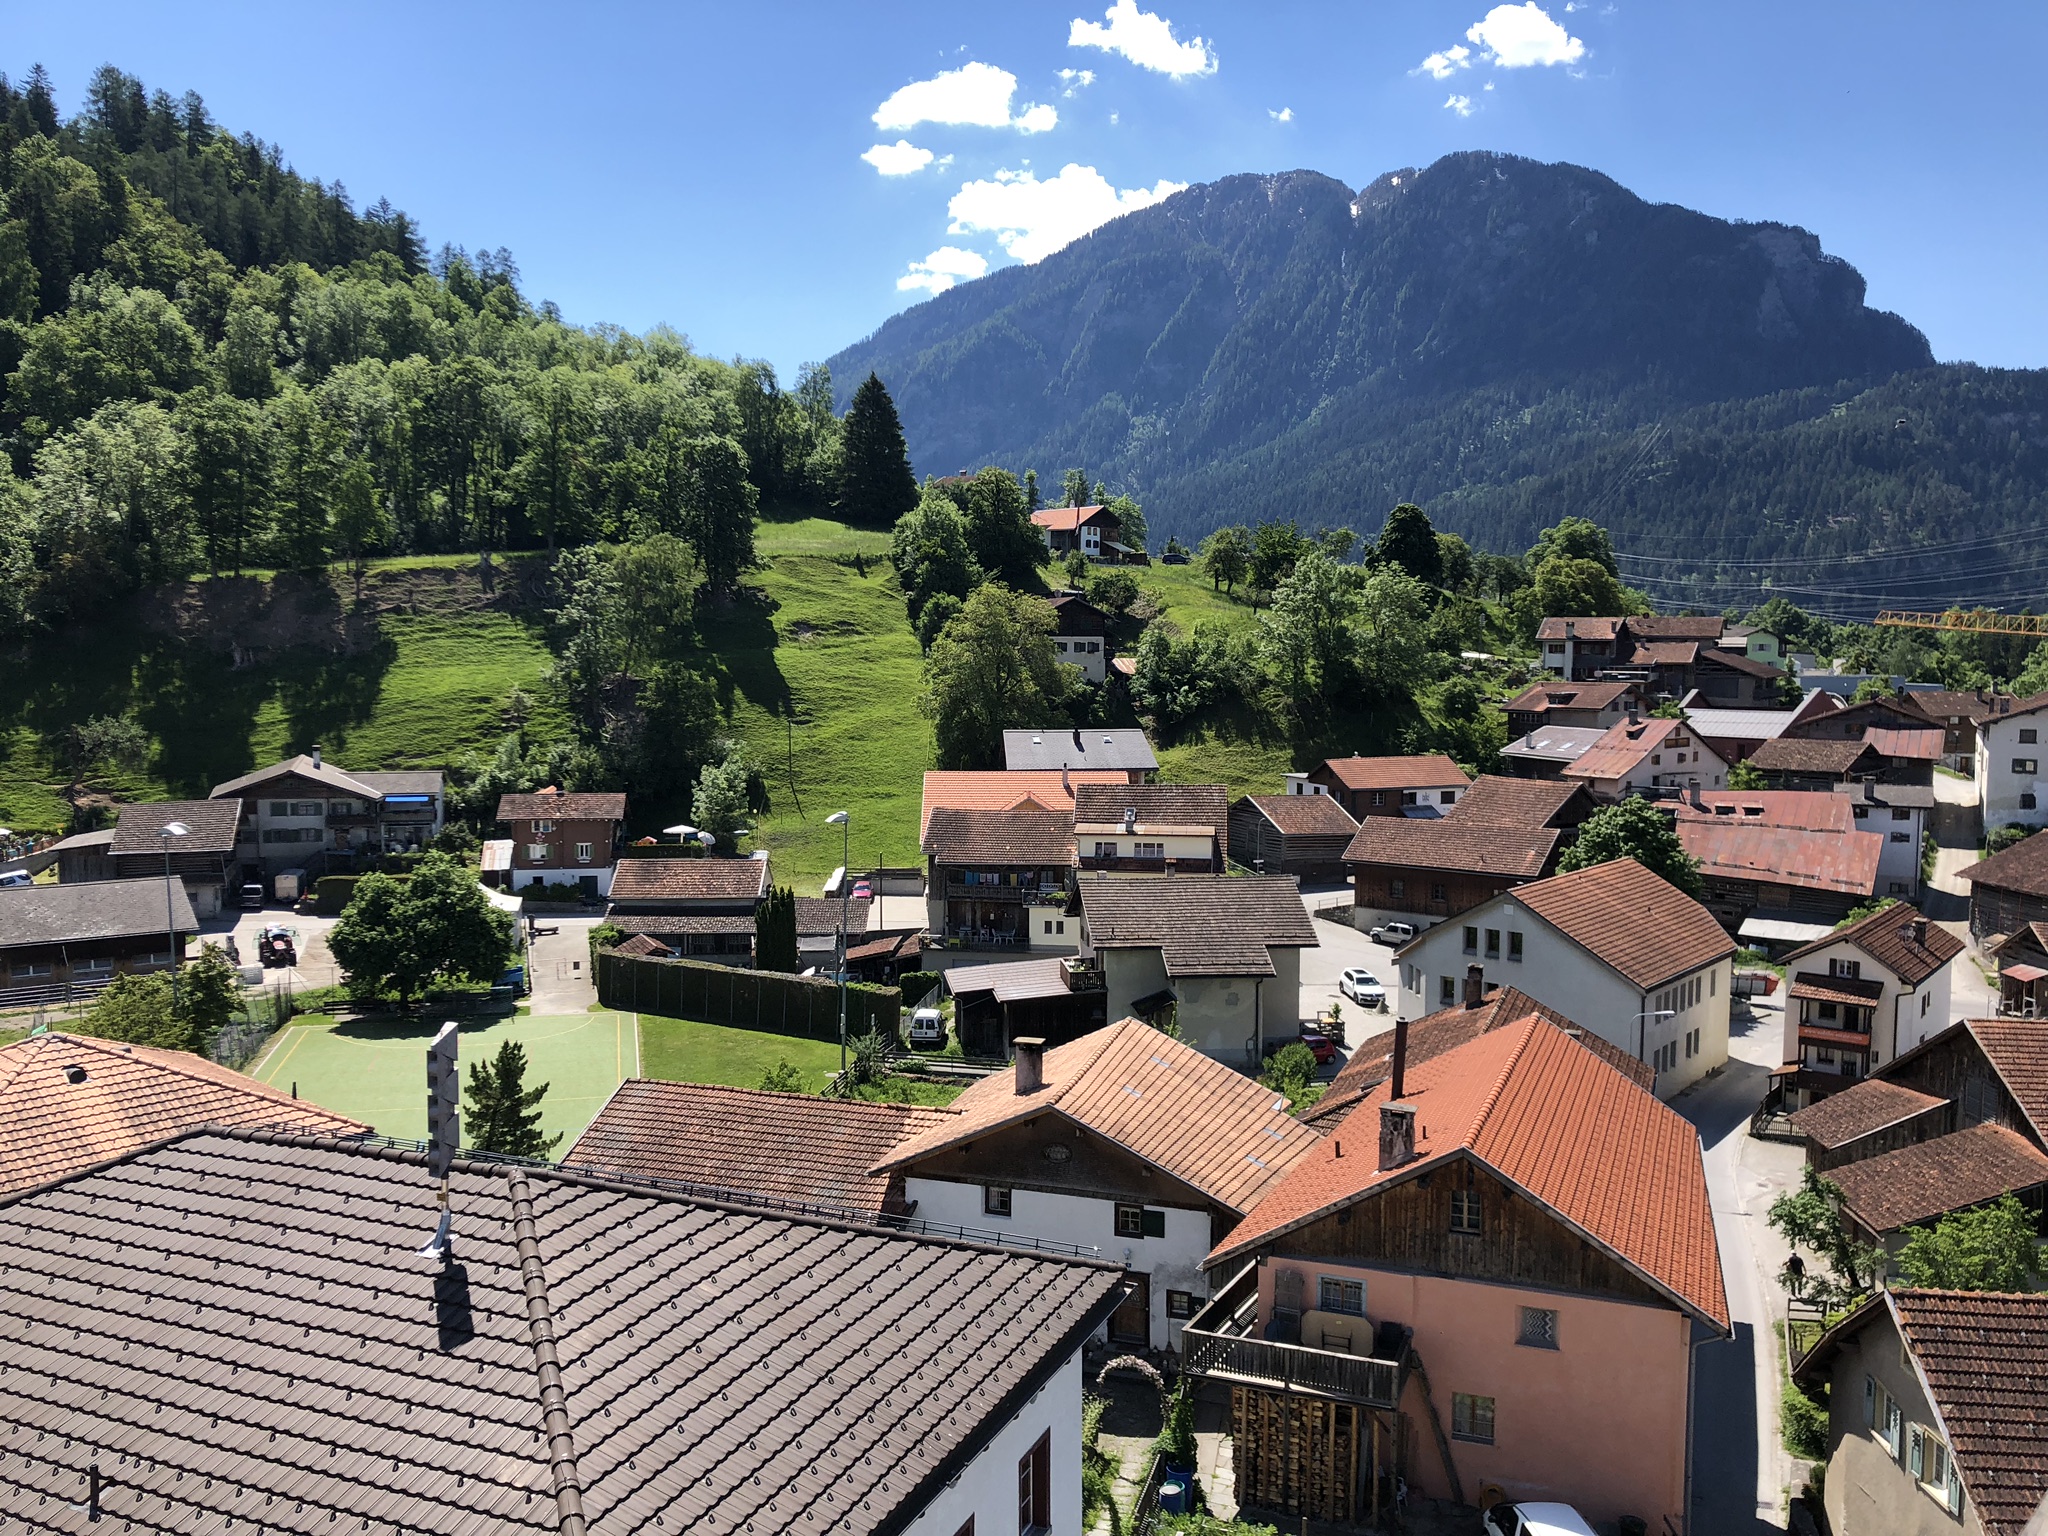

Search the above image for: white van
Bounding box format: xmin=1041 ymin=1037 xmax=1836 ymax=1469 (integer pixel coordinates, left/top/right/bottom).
xmin=907 ymin=1007 xmax=946 ymax=1050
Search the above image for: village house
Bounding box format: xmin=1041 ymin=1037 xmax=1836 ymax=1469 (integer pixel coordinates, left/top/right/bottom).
xmin=1536 ymin=614 xmax=1787 ymax=705
xmin=1828 ymin=1122 xmax=2048 ymax=1257
xmin=68 ymin=798 xmax=242 ymax=917
xmin=1896 ymin=686 xmax=2019 ymax=773
xmin=0 ymin=1128 xmax=1127 ymax=1536
xmin=1499 ymin=723 xmax=1608 ymax=779
xmin=603 ymin=855 xmax=771 ymax=963
xmin=1391 ymin=858 xmax=1736 ymax=1096
xmin=1499 ymin=678 xmax=1645 ymax=738
xmin=871 ymin=1022 xmax=1320 ymax=1350
xmin=1795 ymin=1289 xmax=2048 ymax=1536
xmin=940 ymin=954 xmax=1110 ymax=1056
xmin=0 ymin=1032 xmax=365 ymax=1195
xmin=1343 ymin=776 xmax=1598 ymax=933
xmin=0 ymin=878 xmax=196 ymax=1005
xmin=1989 ymin=922 xmax=2048 ymax=1018
xmin=1227 ymin=792 xmax=1360 ymax=879
xmin=1678 ymin=690 xmax=1840 ymax=765
xmin=1305 ymin=754 xmax=1470 ymax=820
xmin=1046 ymin=593 xmax=1110 ymax=682
xmin=210 ymin=747 xmax=444 ymax=874
xmin=924 ymin=807 xmax=1078 ymax=953
xmin=1667 ymin=790 xmax=1888 ymax=941
xmin=923 ymin=768 xmax=1130 ymax=836
xmin=1073 ymin=782 xmax=1227 ymax=875
xmin=1031 ymin=501 xmax=1133 ymax=560
xmin=1959 ymin=828 xmax=2048 ymax=943
xmin=1561 ymin=713 xmax=1730 ymax=801
xmin=495 ymin=788 xmax=628 ymax=897
xmin=1976 ymin=690 xmax=2048 ymax=832
xmin=1075 ymin=875 xmax=1318 ymax=1062
xmin=1002 ymin=726 xmax=1158 ymax=778
xmin=1776 ymin=902 xmax=1962 ymax=1084
xmin=564 ymin=1078 xmax=956 ymax=1218
xmin=1185 ymin=1013 xmax=1728 ymax=1531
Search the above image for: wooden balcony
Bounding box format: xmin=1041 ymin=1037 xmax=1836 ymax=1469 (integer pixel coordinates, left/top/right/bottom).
xmin=1180 ymin=1265 xmax=1402 ymax=1411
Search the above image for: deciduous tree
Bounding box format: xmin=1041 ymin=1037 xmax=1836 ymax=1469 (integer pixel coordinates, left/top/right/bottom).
xmin=922 ymin=585 xmax=1071 ymax=768
xmin=1554 ymin=797 xmax=1705 ymax=898
xmin=329 ymin=852 xmax=514 ymax=1004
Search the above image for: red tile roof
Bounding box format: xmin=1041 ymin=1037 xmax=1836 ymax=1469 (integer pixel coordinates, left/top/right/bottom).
xmin=1787 ymin=1077 xmax=1949 ymax=1151
xmin=1242 ymin=794 xmax=1360 ymax=837
xmin=1675 ymin=818 xmax=1882 ymax=897
xmin=0 ymin=1033 xmax=366 ymax=1197
xmin=921 ymin=770 xmax=1128 ymax=836
xmin=1783 ymin=901 xmax=1964 ymax=985
xmin=874 ymin=1018 xmax=1320 ymax=1213
xmin=1564 ymin=716 xmax=1720 ymax=783
xmin=1212 ymin=1015 xmax=1729 ymax=1329
xmin=608 ymin=856 xmax=771 ymax=904
xmin=1508 ymin=859 xmax=1736 ymax=989
xmin=1830 ymin=1124 xmax=2048 ymax=1235
xmin=1317 ymin=754 xmax=1469 ymax=792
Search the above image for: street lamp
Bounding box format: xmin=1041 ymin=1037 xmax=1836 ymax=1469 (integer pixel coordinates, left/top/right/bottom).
xmin=827 ymin=810 xmax=850 ymax=1071
xmin=1633 ymin=1007 xmax=1677 ymax=1065
xmin=159 ymin=821 xmax=189 ymax=1013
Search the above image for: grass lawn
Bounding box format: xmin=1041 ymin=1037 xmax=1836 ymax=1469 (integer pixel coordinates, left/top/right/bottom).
xmin=249 ymin=1009 xmax=637 ymax=1146
xmin=637 ymin=1011 xmax=845 ymax=1093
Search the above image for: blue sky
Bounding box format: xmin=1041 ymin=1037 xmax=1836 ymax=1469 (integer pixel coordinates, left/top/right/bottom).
xmin=6 ymin=1 xmax=2045 ymax=379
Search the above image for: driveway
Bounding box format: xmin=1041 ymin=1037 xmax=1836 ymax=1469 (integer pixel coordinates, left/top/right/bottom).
xmin=1298 ymin=907 xmax=1397 ymax=1050
xmin=524 ymin=915 xmax=601 ymax=1013
xmin=201 ymin=904 xmax=344 ymax=991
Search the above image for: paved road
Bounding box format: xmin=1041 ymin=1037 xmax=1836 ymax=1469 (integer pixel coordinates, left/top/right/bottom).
xmin=524 ymin=915 xmax=602 ymax=1013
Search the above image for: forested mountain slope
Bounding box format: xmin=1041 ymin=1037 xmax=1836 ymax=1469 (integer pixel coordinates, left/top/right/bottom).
xmin=828 ymin=153 xmax=2048 ymax=614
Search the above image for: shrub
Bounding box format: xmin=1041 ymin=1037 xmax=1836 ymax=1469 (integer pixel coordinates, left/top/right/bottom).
xmin=759 ymin=1060 xmax=805 ymax=1093
xmin=314 ymin=875 xmax=364 ymax=915
xmin=897 ymin=970 xmax=941 ymax=1006
xmin=842 ymin=1030 xmax=891 ymax=1090
xmin=1989 ymin=823 xmax=2033 ymax=855
xmin=79 ymin=972 xmax=197 ymax=1052
xmin=588 ymin=923 xmax=624 ymax=966
xmin=1782 ymin=1379 xmax=1829 ymax=1461
xmin=1260 ymin=1042 xmax=1318 ymax=1103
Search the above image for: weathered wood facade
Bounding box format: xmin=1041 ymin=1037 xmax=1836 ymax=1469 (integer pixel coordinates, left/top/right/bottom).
xmin=1349 ymin=866 xmax=1524 ymax=923
xmin=1886 ymin=1026 xmax=2045 ymax=1151
xmin=1969 ymin=880 xmax=2048 ymax=943
xmin=1806 ymin=1099 xmax=1953 ymax=1172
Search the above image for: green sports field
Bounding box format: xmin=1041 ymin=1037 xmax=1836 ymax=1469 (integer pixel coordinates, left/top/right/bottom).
xmin=251 ymin=1010 xmax=640 ymax=1147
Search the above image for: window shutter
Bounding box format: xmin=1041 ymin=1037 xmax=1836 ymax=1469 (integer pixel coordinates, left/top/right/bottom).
xmin=1863 ymin=1376 xmax=1875 ymax=1426
xmin=1909 ymin=1427 xmax=1924 ymax=1480
xmin=1947 ymin=1461 xmax=1964 ymax=1515
xmin=1142 ymin=1209 xmax=1165 ymax=1239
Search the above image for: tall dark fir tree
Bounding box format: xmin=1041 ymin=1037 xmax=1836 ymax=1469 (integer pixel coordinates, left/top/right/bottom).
xmin=837 ymin=372 xmax=918 ymax=529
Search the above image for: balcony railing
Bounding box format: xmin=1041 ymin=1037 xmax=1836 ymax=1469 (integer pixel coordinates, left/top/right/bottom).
xmin=1180 ymin=1264 xmax=1402 ymax=1410
xmin=941 ymin=878 xmax=1058 ymax=903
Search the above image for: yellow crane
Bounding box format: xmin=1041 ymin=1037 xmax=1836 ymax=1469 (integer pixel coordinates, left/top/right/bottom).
xmin=1875 ymin=610 xmax=2048 ymax=637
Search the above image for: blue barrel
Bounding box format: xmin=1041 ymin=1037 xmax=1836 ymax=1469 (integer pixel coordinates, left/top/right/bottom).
xmin=1158 ymin=1480 xmax=1187 ymax=1515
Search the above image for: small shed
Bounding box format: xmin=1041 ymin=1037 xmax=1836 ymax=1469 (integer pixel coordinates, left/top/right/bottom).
xmin=941 ymin=955 xmax=1106 ymax=1058
xmin=1227 ymin=793 xmax=1360 ymax=879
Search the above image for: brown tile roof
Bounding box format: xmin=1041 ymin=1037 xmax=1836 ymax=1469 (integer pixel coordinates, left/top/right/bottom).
xmin=613 ymin=932 xmax=672 ymax=956
xmin=1509 ymin=859 xmax=1736 ymax=990
xmin=1502 ymin=680 xmax=1640 ymax=714
xmin=1339 ymin=778 xmax=1580 ymax=880
xmin=1904 ymin=689 xmax=2020 ymax=724
xmin=1669 ymin=790 xmax=1856 ymax=831
xmin=0 ymin=876 xmax=198 ymax=947
xmin=496 ymin=790 xmax=627 ymax=821
xmin=1563 ymin=716 xmax=1716 ymax=783
xmin=1832 ymin=1124 xmax=2048 ymax=1235
xmin=1298 ymin=987 xmax=1651 ymax=1129
xmin=209 ymin=752 xmax=382 ymax=800
xmin=1789 ymin=972 xmax=1888 ymax=1007
xmin=1077 ymin=875 xmax=1317 ymax=977
xmin=921 ymin=770 xmax=1128 ymax=836
xmin=108 ymin=799 xmax=242 ymax=856
xmin=1240 ymin=794 xmax=1359 ymax=837
xmin=1787 ymin=1077 xmax=1950 ymax=1152
xmin=792 ymin=897 xmax=873 ymax=937
xmin=0 ymin=1034 xmax=365 ymax=1197
xmin=874 ymin=1018 xmax=1319 ymax=1212
xmin=0 ymin=1130 xmax=1124 ymax=1536
xmin=1747 ymin=736 xmax=1875 ymax=775
xmin=1783 ymin=901 xmax=1964 ymax=985
xmin=1961 ymin=830 xmax=2048 ymax=900
xmin=1318 ymin=754 xmax=1469 ymax=792
xmin=1451 ymin=774 xmax=1590 ymax=828
xmin=1893 ymin=1288 xmax=2048 ymax=1536
xmin=1696 ymin=646 xmax=1786 ymax=679
xmin=1626 ymin=616 xmax=1726 ymax=641
xmin=608 ymin=857 xmax=771 ymax=904
xmin=1674 ymin=819 xmax=1883 ymax=897
xmin=566 ymin=1080 xmax=956 ymax=1216
xmin=1964 ymin=1019 xmax=2048 ymax=1139
xmin=1072 ymin=781 xmax=1228 ymax=834
xmin=1622 ymin=639 xmax=1702 ymax=667
xmin=1212 ymin=1016 xmax=1729 ymax=1329
xmin=923 ymin=807 xmax=1078 ymax=867
xmin=1535 ymin=616 xmax=1622 ymax=642
xmin=606 ymin=913 xmax=756 ymax=936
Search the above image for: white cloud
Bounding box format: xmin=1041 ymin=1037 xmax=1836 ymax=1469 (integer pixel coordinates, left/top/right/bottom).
xmin=1416 ymin=44 xmax=1471 ymax=80
xmin=861 ymin=139 xmax=937 ymax=176
xmin=897 ymin=246 xmax=991 ymax=295
xmin=1445 ymin=93 xmax=1475 ymax=116
xmin=947 ymin=163 xmax=1188 ymax=264
xmin=873 ymin=61 xmax=1057 ymax=133
xmin=1465 ymin=2 xmax=1585 ymax=67
xmin=1058 ymin=67 xmax=1096 ymax=97
xmin=1269 ymin=106 xmax=1294 ymax=122
xmin=1068 ymin=0 xmax=1217 ymax=77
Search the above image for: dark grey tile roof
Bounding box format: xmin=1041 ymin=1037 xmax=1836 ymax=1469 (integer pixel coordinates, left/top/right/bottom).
xmin=1073 ymin=783 xmax=1229 ymax=838
xmin=108 ymin=798 xmax=242 ymax=856
xmin=209 ymin=753 xmax=382 ymax=800
xmin=354 ymin=770 xmax=445 ymax=796
xmin=1077 ymin=874 xmax=1317 ymax=977
xmin=793 ymin=898 xmax=873 ymax=938
xmin=0 ymin=1130 xmax=1124 ymax=1536
xmin=0 ymin=876 xmax=197 ymax=948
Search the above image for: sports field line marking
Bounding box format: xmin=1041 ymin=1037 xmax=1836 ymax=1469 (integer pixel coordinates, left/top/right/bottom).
xmin=292 ymin=1012 xmax=621 ymax=1053
xmin=256 ymin=1024 xmax=313 ymax=1087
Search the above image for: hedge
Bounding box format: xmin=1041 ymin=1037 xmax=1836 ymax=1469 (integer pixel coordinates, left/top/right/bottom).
xmin=596 ymin=949 xmax=901 ymax=1042
xmin=314 ymin=875 xmax=365 ymax=915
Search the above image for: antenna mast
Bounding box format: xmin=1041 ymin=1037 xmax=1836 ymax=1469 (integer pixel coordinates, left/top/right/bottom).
xmin=420 ymin=1020 xmax=459 ymax=1258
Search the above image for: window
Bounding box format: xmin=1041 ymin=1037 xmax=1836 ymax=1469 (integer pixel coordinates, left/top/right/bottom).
xmin=269 ymin=800 xmax=292 ymax=816
xmin=1094 ymin=842 xmax=1119 ymax=860
xmin=1508 ymin=931 xmax=1523 ymax=962
xmin=1890 ymin=881 xmax=1909 ymax=895
xmin=1516 ymin=1307 xmax=1558 ymax=1349
xmin=1463 ymin=926 xmax=1479 ymax=954
xmin=1440 ymin=789 xmax=1456 ymax=805
xmin=14 ymin=962 xmax=52 ymax=978
xmin=1449 ymin=1188 xmax=1482 ymax=1235
xmin=1389 ymin=879 xmax=1406 ymax=899
xmin=1043 ymin=918 xmax=1066 ymax=935
xmin=292 ymin=801 xmax=323 ymax=817
xmin=1018 ymin=1431 xmax=1051 ymax=1535
xmin=1439 ymin=975 xmax=1457 ymax=1006
xmin=1451 ymin=1394 xmax=1495 ymax=1444
xmin=984 ymin=1185 xmax=1012 ymax=1218
xmin=1430 ymin=883 xmax=1446 ymax=902
xmin=1890 ymin=832 xmax=1911 ymax=844
xmin=575 ymin=842 xmax=593 ymax=862
xmin=1905 ymin=1426 xmax=1964 ymax=1516
xmin=2014 ymin=759 xmax=2039 ymax=775
xmin=1371 ymin=791 xmax=1386 ymax=807
xmin=1831 ymin=958 xmax=1862 ymax=981
xmin=1402 ymin=790 xmax=1419 ymax=806
xmin=1166 ymin=1290 xmax=1199 ymax=1320
xmin=526 ymin=843 xmax=550 ymax=862
xmin=1056 ymin=640 xmax=1070 ymax=653
xmin=1854 ymin=805 xmax=1870 ymax=820
xmin=532 ymin=819 xmax=555 ymax=834
xmin=1651 ymin=753 xmax=1662 ymax=766
xmin=1892 ymin=807 xmax=1912 ymax=821
xmin=1866 ymin=1378 xmax=1903 ymax=1458
xmin=2025 ymin=793 xmax=2040 ymax=811
xmin=1133 ymin=842 xmax=1164 ymax=860
xmin=73 ymin=958 xmax=113 ymax=975
xmin=1318 ymin=1276 xmax=1365 ymax=1315
xmin=1115 ymin=1204 xmax=1164 ymax=1239
xmin=1922 ymin=991 xmax=1932 ymax=1016
xmin=2023 ymin=728 xmax=2040 ymax=744
xmin=1484 ymin=928 xmax=1500 ymax=958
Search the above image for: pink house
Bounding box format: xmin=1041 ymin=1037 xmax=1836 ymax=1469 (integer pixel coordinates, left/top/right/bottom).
xmin=1182 ymin=1014 xmax=1728 ymax=1529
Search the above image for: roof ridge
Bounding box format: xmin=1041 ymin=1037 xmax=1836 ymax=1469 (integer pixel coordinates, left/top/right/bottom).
xmin=1460 ymin=1013 xmax=1546 ymax=1150
xmin=505 ymin=1165 xmax=591 ymax=1536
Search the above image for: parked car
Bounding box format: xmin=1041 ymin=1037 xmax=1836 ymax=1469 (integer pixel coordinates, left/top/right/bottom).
xmin=1482 ymin=1504 xmax=1599 ymax=1536
xmin=0 ymin=870 xmax=30 ymax=889
xmin=1339 ymin=967 xmax=1386 ymax=1008
xmin=1296 ymin=1028 xmax=1338 ymax=1065
xmin=907 ymin=1006 xmax=946 ymax=1050
xmin=1367 ymin=920 xmax=1416 ymax=947
xmin=239 ymin=883 xmax=265 ymax=911
xmin=851 ymin=879 xmax=873 ymax=901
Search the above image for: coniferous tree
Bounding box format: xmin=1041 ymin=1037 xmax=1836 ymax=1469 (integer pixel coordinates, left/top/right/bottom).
xmin=837 ymin=373 xmax=917 ymax=528
xmin=1375 ymin=504 xmax=1443 ymax=589
xmin=685 ymin=436 xmax=758 ymax=595
xmin=755 ymin=886 xmax=800 ymax=973
xmin=464 ymin=1040 xmax=562 ymax=1158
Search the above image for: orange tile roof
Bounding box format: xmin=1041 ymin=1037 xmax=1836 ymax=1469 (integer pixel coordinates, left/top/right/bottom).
xmin=873 ymin=1018 xmax=1320 ymax=1214
xmin=1676 ymin=819 xmax=1884 ymax=897
xmin=920 ymin=770 xmax=1128 ymax=837
xmin=1563 ymin=716 xmax=1719 ymax=783
xmin=1030 ymin=504 xmax=1113 ymax=533
xmin=0 ymin=1033 xmax=366 ymax=1196
xmin=1211 ymin=1015 xmax=1729 ymax=1329
xmin=1509 ymin=858 xmax=1736 ymax=990
xmin=1318 ymin=754 xmax=1469 ymax=792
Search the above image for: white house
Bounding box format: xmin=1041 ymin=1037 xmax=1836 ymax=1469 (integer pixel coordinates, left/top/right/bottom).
xmin=1048 ymin=593 xmax=1110 ymax=684
xmin=1562 ymin=715 xmax=1730 ymax=802
xmin=1976 ymin=692 xmax=2048 ymax=831
xmin=1835 ymin=780 xmax=1933 ymax=899
xmin=1776 ymin=901 xmax=1963 ymax=1082
xmin=1392 ymin=858 xmax=1737 ymax=1096
xmin=1076 ymin=874 xmax=1319 ymax=1062
xmin=873 ymin=1024 xmax=1321 ymax=1351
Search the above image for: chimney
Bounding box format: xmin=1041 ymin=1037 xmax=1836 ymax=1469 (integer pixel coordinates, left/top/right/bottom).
xmin=1123 ymin=807 xmax=1137 ymax=833
xmin=311 ymin=743 xmax=322 ymax=768
xmin=1062 ymin=767 xmax=1071 ymax=794
xmin=1909 ymin=917 xmax=1928 ymax=947
xmin=1564 ymin=620 xmax=1576 ymax=640
xmin=1014 ymin=1037 xmax=1047 ymax=1094
xmin=1378 ymin=1102 xmax=1417 ymax=1172
xmin=1463 ymin=964 xmax=1485 ymax=1010
xmin=1390 ymin=1014 xmax=1410 ymax=1102
xmin=1073 ymin=727 xmax=1085 ymax=752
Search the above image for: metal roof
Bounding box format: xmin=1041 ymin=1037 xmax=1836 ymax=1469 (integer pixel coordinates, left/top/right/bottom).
xmin=1001 ymin=728 xmax=1158 ymax=772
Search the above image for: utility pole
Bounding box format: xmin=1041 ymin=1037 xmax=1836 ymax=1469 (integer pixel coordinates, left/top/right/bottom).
xmin=827 ymin=810 xmax=850 ymax=1072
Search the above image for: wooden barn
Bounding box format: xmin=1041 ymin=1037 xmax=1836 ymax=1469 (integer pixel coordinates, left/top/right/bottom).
xmin=1228 ymin=794 xmax=1360 ymax=879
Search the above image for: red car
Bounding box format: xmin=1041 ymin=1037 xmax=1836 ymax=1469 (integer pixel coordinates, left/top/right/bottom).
xmin=1297 ymin=1028 xmax=1338 ymax=1065
xmin=851 ymin=879 xmax=873 ymax=901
